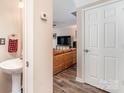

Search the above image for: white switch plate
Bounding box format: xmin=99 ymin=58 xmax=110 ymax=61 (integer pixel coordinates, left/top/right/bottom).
xmin=0 ymin=38 xmax=5 ymax=45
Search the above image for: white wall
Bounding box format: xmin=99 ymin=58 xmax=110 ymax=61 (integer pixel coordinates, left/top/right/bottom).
xmin=0 ymin=0 xmax=22 ymax=93
xmin=53 ymin=25 xmax=77 ymax=48
xmin=53 ymin=0 xmax=76 ymax=27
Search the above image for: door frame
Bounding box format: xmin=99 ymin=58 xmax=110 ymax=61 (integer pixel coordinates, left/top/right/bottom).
xmin=23 ymin=0 xmax=34 ymax=93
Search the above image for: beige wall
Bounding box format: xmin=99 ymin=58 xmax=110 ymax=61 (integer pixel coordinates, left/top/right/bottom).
xmin=0 ymin=0 xmax=21 ymax=93
xmin=33 ymin=0 xmax=53 ymax=93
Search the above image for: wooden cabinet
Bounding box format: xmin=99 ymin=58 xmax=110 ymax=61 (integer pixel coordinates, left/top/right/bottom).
xmin=63 ymin=52 xmax=73 ymax=69
xmin=53 ymin=54 xmax=64 ymax=74
xmin=72 ymin=50 xmax=77 ymax=64
xmin=53 ymin=49 xmax=77 ymax=75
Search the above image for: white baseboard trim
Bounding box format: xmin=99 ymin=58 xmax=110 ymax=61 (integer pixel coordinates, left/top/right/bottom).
xmin=76 ymin=77 xmax=84 ymax=83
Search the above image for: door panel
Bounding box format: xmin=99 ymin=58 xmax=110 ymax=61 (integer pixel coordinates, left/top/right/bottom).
xmin=85 ymin=8 xmax=100 ymax=87
xmin=104 ymin=8 xmax=116 ymax=18
xmin=89 ymin=55 xmax=98 ymax=77
xmin=104 ymin=56 xmax=118 ymax=81
xmin=89 ymin=24 xmax=98 ymax=48
xmin=87 ymin=12 xmax=99 ymax=48
xmin=104 ymin=22 xmax=116 ymax=48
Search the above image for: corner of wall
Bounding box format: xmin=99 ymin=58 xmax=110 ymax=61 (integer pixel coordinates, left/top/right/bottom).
xmin=76 ymin=9 xmax=85 ymax=82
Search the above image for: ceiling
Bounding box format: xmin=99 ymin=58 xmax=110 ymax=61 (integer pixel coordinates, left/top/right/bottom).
xmin=53 ymin=0 xmax=102 ymax=28
xmin=23 ymin=0 xmax=107 ymax=28
xmin=53 ymin=0 xmax=76 ymax=28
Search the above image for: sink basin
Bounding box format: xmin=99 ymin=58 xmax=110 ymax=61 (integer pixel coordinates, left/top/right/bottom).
xmin=0 ymin=58 xmax=23 ymax=93
xmin=0 ymin=58 xmax=22 ymax=74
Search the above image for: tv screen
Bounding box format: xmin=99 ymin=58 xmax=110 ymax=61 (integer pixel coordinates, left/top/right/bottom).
xmin=57 ymin=36 xmax=71 ymax=46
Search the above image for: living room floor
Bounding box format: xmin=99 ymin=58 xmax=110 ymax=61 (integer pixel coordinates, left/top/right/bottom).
xmin=53 ymin=65 xmax=109 ymax=93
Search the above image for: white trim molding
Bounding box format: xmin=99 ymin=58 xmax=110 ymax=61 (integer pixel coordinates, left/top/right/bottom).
xmin=23 ymin=0 xmax=34 ymax=93
xmin=84 ymin=0 xmax=122 ymax=11
xmin=76 ymin=77 xmax=84 ymax=83
xmin=77 ymin=0 xmax=122 ymax=10
xmin=76 ymin=8 xmax=85 ymax=84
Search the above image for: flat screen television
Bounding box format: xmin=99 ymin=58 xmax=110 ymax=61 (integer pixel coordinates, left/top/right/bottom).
xmin=57 ymin=36 xmax=71 ymax=46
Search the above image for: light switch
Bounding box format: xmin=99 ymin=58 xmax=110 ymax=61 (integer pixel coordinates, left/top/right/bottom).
xmin=0 ymin=38 xmax=5 ymax=45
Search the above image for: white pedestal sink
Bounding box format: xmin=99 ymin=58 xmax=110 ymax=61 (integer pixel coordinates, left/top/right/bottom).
xmin=0 ymin=58 xmax=23 ymax=93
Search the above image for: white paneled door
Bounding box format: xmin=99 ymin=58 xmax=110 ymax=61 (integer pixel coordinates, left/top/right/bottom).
xmin=85 ymin=1 xmax=124 ymax=93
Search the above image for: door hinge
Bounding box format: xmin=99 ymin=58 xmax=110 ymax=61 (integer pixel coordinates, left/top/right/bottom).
xmin=26 ymin=61 xmax=29 ymax=67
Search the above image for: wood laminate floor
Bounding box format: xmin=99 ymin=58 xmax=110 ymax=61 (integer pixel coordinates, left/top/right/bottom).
xmin=53 ymin=65 xmax=109 ymax=93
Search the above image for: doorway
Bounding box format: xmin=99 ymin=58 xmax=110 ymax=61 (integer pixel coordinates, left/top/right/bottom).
xmin=53 ymin=0 xmax=78 ymax=93
xmin=53 ymin=0 xmax=108 ymax=93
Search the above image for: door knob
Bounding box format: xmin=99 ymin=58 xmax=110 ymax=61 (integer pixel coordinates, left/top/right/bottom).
xmin=84 ymin=49 xmax=89 ymax=53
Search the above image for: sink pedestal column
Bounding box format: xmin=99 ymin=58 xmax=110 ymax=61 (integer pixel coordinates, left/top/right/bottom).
xmin=12 ymin=74 xmax=21 ymax=93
